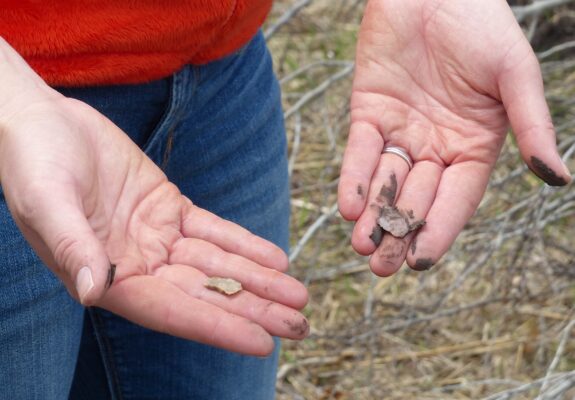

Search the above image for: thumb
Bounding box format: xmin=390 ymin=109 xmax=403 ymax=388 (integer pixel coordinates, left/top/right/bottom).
xmin=13 ymin=192 xmax=111 ymax=306
xmin=498 ymin=41 xmax=571 ymax=186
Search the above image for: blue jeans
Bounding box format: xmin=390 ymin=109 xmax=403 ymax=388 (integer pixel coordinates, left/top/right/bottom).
xmin=0 ymin=32 xmax=289 ymax=400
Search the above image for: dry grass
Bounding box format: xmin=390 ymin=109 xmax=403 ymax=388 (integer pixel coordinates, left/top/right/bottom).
xmin=265 ymin=1 xmax=575 ymax=399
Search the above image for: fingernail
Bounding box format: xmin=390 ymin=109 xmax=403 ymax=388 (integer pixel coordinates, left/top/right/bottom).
xmin=76 ymin=266 xmax=94 ymax=304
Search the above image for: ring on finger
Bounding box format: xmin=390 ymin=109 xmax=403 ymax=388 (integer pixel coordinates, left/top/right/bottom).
xmin=382 ymin=146 xmax=413 ymax=171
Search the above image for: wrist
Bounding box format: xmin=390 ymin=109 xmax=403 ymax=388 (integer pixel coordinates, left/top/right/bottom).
xmin=0 ymin=37 xmax=54 ymax=124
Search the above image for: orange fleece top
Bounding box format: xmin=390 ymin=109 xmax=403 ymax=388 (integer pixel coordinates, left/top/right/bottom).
xmin=0 ymin=0 xmax=272 ymax=86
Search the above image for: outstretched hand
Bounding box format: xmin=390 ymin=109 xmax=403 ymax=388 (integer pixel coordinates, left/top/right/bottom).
xmin=0 ymin=39 xmax=308 ymax=356
xmin=338 ymin=0 xmax=571 ymax=276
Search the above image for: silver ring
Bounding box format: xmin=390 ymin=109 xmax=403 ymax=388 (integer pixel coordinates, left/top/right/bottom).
xmin=382 ymin=146 xmax=413 ymax=170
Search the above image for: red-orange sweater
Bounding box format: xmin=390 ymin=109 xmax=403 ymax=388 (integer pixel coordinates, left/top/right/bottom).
xmin=0 ymin=1 xmax=272 ymax=86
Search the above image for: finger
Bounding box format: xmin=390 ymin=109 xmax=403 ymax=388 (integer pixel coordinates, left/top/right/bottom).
xmin=156 ymin=265 xmax=309 ymax=340
xmin=406 ymin=161 xmax=491 ymax=269
xmin=100 ymin=276 xmax=276 ymax=356
xmin=498 ymin=42 xmax=571 ymax=186
xmin=170 ymin=238 xmax=308 ymax=310
xmin=338 ymin=121 xmax=384 ymax=220
xmin=181 ymin=200 xmax=289 ymax=272
xmin=369 ymin=161 xmax=442 ymax=276
xmin=351 ymin=151 xmax=410 ymax=255
xmin=9 ymin=191 xmax=110 ymax=306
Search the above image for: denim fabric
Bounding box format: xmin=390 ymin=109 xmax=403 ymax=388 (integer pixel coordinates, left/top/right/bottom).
xmin=0 ymin=31 xmax=289 ymax=400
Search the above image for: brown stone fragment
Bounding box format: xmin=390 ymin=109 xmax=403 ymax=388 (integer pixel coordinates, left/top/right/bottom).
xmin=377 ymin=206 xmax=425 ymax=238
xmin=204 ymin=277 xmax=243 ymax=295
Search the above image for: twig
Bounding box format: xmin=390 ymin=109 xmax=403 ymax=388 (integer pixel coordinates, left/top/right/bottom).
xmin=536 ymin=316 xmax=575 ymax=398
xmin=349 ymin=297 xmax=508 ymax=343
xmin=288 ymin=112 xmax=302 ymax=177
xmin=342 ymin=285 xmax=572 ymax=343
xmin=305 ymin=259 xmax=369 ymax=284
xmin=284 ymin=63 xmax=354 ymax=120
xmin=540 ymin=375 xmax=575 ymax=400
xmin=289 ymin=202 xmax=339 ymax=263
xmin=538 ymin=40 xmax=575 ymax=60
xmin=432 ymin=244 xmax=497 ymax=309
xmin=279 ymin=60 xmax=352 ymax=86
xmin=277 ymin=350 xmax=358 ymax=380
xmin=481 ymin=371 xmax=575 ymax=400
xmin=264 ymin=0 xmax=313 ymax=40
xmin=512 ymin=0 xmax=575 ymax=23
xmin=364 ymin=274 xmax=377 ymax=321
xmin=527 ymin=13 xmax=541 ymax=43
xmin=291 ymin=198 xmax=333 ymax=214
xmin=436 ymin=378 xmax=525 ymax=393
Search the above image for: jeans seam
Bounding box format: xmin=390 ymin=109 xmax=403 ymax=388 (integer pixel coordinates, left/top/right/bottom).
xmin=88 ymin=308 xmax=124 ymax=400
xmin=140 ymin=76 xmax=175 ymax=158
xmin=142 ymin=66 xmax=196 ymax=166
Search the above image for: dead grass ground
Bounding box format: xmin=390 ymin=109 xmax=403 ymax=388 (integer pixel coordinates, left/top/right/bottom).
xmin=265 ymin=1 xmax=575 ymax=399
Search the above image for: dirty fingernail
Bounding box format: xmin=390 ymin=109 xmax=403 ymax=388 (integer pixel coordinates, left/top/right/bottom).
xmin=284 ymin=317 xmax=310 ymax=338
xmin=530 ymin=156 xmax=568 ymax=186
xmin=76 ymin=266 xmax=94 ymax=304
xmin=413 ymin=258 xmax=434 ymax=271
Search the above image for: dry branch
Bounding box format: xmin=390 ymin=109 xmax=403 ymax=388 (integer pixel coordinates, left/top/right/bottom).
xmin=283 ymin=63 xmax=354 ymax=120
xmin=264 ymin=0 xmax=313 ymax=40
xmin=512 ymin=0 xmax=575 ymax=22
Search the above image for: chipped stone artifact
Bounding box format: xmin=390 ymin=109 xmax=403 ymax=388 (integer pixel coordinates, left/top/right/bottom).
xmin=377 ymin=206 xmax=425 ymax=238
xmin=204 ymin=277 xmax=243 ymax=295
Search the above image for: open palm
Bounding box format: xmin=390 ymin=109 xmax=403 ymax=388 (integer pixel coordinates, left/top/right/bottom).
xmin=0 ymin=88 xmax=308 ymax=356
xmin=338 ymin=0 xmax=570 ymax=276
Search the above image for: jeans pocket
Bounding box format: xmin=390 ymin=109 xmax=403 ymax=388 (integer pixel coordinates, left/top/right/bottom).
xmin=140 ymin=71 xmax=192 ymax=168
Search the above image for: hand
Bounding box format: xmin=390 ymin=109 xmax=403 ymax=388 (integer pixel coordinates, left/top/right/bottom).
xmin=0 ymin=39 xmax=308 ymax=356
xmin=338 ymin=0 xmax=571 ymax=276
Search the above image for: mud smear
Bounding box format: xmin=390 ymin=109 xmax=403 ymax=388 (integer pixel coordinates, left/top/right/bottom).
xmin=357 ymin=184 xmax=365 ymax=199
xmin=370 ymin=225 xmax=384 ymax=247
xmin=106 ymin=264 xmax=116 ymax=289
xmin=379 ymin=241 xmax=406 ymax=260
xmin=413 ymin=258 xmax=434 ymax=271
xmin=410 ymin=236 xmax=417 ymax=255
xmin=377 ymin=206 xmax=425 ymax=238
xmin=530 ymin=156 xmax=567 ymax=186
xmin=284 ymin=318 xmax=309 ymax=336
xmin=377 ymin=173 xmax=398 ymax=206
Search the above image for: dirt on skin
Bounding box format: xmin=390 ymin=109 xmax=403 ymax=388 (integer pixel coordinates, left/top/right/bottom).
xmin=284 ymin=317 xmax=310 ymax=336
xmin=106 ymin=264 xmax=116 ymax=288
xmin=377 ymin=173 xmax=397 ymax=206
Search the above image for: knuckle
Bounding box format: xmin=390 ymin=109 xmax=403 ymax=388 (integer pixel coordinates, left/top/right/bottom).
xmin=52 ymin=233 xmax=83 ymax=275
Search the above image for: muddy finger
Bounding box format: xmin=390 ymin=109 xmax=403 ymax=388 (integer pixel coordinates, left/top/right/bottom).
xmin=351 ymin=150 xmax=411 ymax=255
xmin=369 ymin=161 xmax=442 ymax=276
xmin=406 ymin=161 xmax=492 ymax=270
